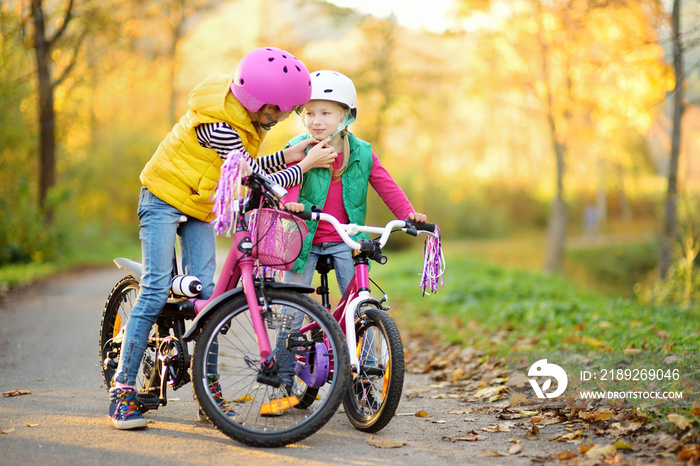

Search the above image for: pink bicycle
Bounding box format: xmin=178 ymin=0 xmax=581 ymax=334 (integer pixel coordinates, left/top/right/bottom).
xmin=99 ymin=172 xmax=350 ymax=447
xmin=291 ymin=209 xmax=442 ymax=432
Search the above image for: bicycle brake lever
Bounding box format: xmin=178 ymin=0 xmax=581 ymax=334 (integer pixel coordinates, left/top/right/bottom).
xmin=403 ymin=219 xmax=419 ymax=237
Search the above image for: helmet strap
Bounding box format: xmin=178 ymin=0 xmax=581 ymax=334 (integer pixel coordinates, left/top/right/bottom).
xmin=326 ymin=109 xmax=355 ymax=141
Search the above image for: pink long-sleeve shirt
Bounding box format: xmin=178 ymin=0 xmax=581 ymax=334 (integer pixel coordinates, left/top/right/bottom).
xmin=285 ymin=151 xmax=415 ymax=244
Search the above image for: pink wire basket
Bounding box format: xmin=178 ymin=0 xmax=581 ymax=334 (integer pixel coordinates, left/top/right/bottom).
xmin=249 ymin=208 xmax=309 ymax=271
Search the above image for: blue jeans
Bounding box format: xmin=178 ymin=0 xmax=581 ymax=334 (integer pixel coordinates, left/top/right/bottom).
xmin=114 ymin=187 xmax=216 ymax=386
xmin=277 ymin=242 xmax=355 ymax=386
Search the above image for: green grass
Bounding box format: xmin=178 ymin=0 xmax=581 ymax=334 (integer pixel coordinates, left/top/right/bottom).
xmin=0 ymin=237 xmax=141 ymax=293
xmin=372 ymin=243 xmax=700 ymax=355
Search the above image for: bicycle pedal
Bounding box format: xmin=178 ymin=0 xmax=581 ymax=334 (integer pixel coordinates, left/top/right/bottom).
xmin=134 ymin=393 xmax=160 ymax=412
xmin=259 ymin=396 xmax=299 ymax=415
xmin=287 ymin=333 xmax=313 ymax=356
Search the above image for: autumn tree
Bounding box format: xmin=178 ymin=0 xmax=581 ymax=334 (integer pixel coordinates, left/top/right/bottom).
xmin=27 ymin=0 xmax=94 ymax=222
xmin=660 ymin=0 xmax=684 ymax=278
xmin=456 ymin=0 xmax=668 ymax=273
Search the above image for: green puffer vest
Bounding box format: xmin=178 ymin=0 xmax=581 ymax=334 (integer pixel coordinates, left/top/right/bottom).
xmin=287 ymin=132 xmax=373 ymax=273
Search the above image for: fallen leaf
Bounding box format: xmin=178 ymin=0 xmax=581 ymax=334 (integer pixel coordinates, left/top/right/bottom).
xmin=0 ymin=427 xmax=16 ymax=434
xmin=473 ymin=386 xmax=508 ymax=399
xmin=668 ymin=413 xmax=691 ymax=431
xmin=508 ymin=371 xmax=529 ymax=388
xmin=449 ymin=368 xmax=465 ymax=382
xmin=366 ymin=436 xmax=406 ymax=449
xmin=444 ymin=431 xmax=481 ymax=442
xmin=579 ymin=440 xmax=594 ymax=453
xmin=481 ymin=422 xmax=515 ymax=433
xmin=606 ymin=452 xmax=624 ymax=464
xmin=525 ymin=424 xmax=540 ymax=440
xmin=556 ymin=450 xmax=578 ymax=460
xmin=415 ymin=410 xmax=431 ymax=418
xmin=25 ymin=423 xmax=39 ymax=428
xmin=446 ymin=408 xmax=473 ymax=415
xmin=578 ymin=410 xmax=613 ymax=422
xmin=613 ymin=439 xmax=634 ymax=451
xmin=549 ymin=430 xmax=583 ymax=442
xmin=431 ymin=420 xmax=446 ymax=424
xmin=678 ymin=444 xmax=700 ymax=462
xmin=233 ymin=394 xmax=254 ymax=403
xmin=584 ymin=444 xmax=617 ymax=459
xmin=693 ymin=399 xmax=700 ymax=417
xmin=2 ymin=390 xmax=32 ymax=397
xmin=508 ymin=443 xmax=524 ymax=455
xmin=509 ymin=393 xmax=526 ymax=406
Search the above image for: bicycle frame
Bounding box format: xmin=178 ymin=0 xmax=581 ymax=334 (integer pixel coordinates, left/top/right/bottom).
xmin=303 ymin=261 xmax=376 ymax=374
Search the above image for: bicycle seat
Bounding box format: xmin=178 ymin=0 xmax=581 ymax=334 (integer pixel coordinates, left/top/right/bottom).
xmin=315 ymin=255 xmax=335 ymax=275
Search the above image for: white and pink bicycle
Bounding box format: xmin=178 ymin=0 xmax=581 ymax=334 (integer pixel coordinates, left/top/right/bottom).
xmin=290 ymin=208 xmax=443 ymax=432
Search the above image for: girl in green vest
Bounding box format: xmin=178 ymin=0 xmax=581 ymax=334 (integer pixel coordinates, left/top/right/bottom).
xmin=109 ymin=48 xmax=338 ymax=430
xmin=272 ymin=70 xmax=427 ymax=402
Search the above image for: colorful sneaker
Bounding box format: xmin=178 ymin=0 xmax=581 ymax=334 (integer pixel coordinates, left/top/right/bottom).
xmin=109 ymin=387 xmax=147 ymax=430
xmin=197 ymin=375 xmax=242 ymax=423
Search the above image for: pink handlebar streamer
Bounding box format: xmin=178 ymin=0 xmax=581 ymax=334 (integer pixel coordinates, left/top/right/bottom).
xmin=212 ymin=150 xmax=246 ymax=236
xmin=420 ymin=225 xmax=444 ymax=294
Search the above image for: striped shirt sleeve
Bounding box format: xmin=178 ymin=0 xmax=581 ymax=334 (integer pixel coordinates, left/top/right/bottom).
xmin=195 ymin=122 xmax=302 ymax=188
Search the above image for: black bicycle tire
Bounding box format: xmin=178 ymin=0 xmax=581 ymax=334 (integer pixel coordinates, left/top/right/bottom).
xmin=98 ymin=275 xmax=161 ymax=393
xmin=191 ymin=289 xmax=350 ymax=447
xmin=343 ymin=306 xmax=404 ymax=433
xmin=293 ymin=385 xmax=320 ymax=410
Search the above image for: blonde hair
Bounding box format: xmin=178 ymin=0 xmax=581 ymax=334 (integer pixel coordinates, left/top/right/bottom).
xmin=332 ymin=124 xmax=351 ymax=180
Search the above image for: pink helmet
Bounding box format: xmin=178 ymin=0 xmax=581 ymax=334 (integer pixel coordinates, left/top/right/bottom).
xmin=231 ymin=47 xmax=312 ymax=113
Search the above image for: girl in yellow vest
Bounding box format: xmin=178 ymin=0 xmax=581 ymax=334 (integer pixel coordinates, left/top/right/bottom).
xmin=109 ymin=47 xmax=337 ymax=430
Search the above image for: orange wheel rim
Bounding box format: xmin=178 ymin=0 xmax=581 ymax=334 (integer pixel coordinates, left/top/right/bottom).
xmin=382 ymin=360 xmax=390 ymax=399
xmin=113 ymin=314 xmax=122 ymax=338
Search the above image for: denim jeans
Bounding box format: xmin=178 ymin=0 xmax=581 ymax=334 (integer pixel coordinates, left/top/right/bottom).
xmin=114 ymin=187 xmax=216 ymax=386
xmin=276 ymin=242 xmax=355 ymax=386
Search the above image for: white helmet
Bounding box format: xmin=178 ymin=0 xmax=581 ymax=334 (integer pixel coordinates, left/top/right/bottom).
xmin=309 ymin=70 xmax=357 ymax=121
xmin=309 ymin=70 xmax=357 ymax=133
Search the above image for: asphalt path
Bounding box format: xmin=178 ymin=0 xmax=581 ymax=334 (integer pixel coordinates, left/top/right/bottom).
xmin=0 ymin=264 xmax=561 ymax=466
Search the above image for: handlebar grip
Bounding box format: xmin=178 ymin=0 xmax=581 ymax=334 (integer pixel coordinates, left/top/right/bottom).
xmin=415 ymin=222 xmax=436 ymax=233
xmin=292 ymin=210 xmax=313 ymax=221
xmin=405 ymin=219 xmax=436 ymax=233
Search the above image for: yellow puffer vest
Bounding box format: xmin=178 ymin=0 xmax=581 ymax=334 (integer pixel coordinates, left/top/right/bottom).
xmin=140 ymin=75 xmax=263 ymax=222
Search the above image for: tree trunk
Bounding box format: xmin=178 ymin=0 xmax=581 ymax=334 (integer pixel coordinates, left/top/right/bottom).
xmin=534 ymin=0 xmax=568 ymax=273
xmin=167 ymin=0 xmax=187 ymax=125
xmin=545 ymin=139 xmax=567 ymax=273
xmin=660 ymin=0 xmax=683 ymax=278
xmin=31 ymin=0 xmax=56 ymax=223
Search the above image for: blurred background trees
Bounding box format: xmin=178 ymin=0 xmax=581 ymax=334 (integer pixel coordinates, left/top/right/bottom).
xmin=1 ymin=0 xmax=698 ymax=306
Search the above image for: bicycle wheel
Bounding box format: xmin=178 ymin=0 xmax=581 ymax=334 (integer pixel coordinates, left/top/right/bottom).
xmin=99 ymin=276 xmax=160 ymax=395
xmin=192 ymin=289 xmax=349 ymax=447
xmin=343 ymin=305 xmax=404 ymax=433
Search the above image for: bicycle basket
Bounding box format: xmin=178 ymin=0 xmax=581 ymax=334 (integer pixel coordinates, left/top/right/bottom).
xmin=250 ymin=208 xmax=309 ymax=270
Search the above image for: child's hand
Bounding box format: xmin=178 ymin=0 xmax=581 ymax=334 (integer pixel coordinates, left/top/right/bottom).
xmin=298 ymin=138 xmax=337 ymax=172
xmin=284 ymin=202 xmax=305 ymax=213
xmin=284 ymin=138 xmax=319 ymax=164
xmin=408 ymin=212 xmax=427 ymax=223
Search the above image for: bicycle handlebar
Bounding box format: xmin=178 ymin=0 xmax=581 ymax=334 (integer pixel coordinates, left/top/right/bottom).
xmin=292 ymin=210 xmax=437 ymax=251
